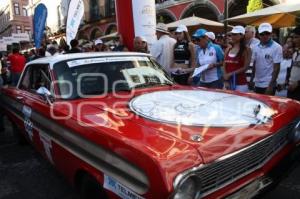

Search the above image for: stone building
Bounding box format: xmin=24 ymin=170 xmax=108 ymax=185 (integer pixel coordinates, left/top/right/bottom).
xmin=0 ymin=0 xmax=32 ymax=38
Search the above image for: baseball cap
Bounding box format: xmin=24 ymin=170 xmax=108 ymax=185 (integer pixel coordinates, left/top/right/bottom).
xmin=175 ymin=24 xmax=188 ymax=33
xmin=94 ymin=39 xmax=103 ymax=45
xmin=205 ymin=32 xmax=216 ymax=40
xmin=231 ymin=26 xmax=245 ymax=35
xmin=258 ymin=23 xmax=272 ymax=34
xmin=192 ymin=29 xmax=207 ymax=38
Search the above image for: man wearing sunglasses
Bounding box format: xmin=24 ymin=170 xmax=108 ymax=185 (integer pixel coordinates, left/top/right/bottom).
xmin=251 ymin=23 xmax=282 ymax=95
xmin=192 ymin=29 xmax=224 ymax=89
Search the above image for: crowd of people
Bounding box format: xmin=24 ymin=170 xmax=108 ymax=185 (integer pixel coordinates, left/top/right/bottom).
xmin=0 ymin=22 xmax=299 ymax=101
xmin=150 ymin=22 xmax=300 ymax=101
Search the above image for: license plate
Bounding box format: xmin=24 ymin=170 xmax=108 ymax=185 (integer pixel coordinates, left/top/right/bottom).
xmin=226 ymin=177 xmax=273 ymax=199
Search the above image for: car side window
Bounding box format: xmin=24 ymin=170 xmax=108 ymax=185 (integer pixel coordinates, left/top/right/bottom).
xmin=19 ymin=64 xmax=52 ymax=95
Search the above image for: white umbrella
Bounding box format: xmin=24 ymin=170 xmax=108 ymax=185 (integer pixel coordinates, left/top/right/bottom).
xmin=166 ymin=16 xmax=229 ymax=33
xmin=100 ymin=32 xmax=118 ymax=40
xmin=227 ymin=2 xmax=300 ymax=28
xmin=167 ymin=16 xmax=225 ymax=28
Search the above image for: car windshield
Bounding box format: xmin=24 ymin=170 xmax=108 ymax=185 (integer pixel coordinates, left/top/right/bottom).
xmin=53 ymin=56 xmax=173 ymax=99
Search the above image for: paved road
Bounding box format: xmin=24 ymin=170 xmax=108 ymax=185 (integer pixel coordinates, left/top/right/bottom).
xmin=0 ymin=118 xmax=299 ymax=199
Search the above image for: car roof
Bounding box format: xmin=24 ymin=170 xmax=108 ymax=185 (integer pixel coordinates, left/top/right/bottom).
xmin=27 ymin=52 xmax=151 ymax=67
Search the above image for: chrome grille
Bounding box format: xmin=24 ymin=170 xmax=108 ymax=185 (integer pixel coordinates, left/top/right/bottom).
xmin=197 ymin=122 xmax=297 ymax=196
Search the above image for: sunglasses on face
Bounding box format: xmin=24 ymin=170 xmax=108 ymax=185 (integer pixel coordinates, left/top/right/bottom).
xmin=192 ymin=36 xmax=205 ymax=42
xmin=231 ymin=33 xmax=241 ymax=36
xmin=259 ymin=32 xmax=271 ymax=36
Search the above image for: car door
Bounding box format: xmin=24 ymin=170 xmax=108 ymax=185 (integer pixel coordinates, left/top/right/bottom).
xmin=18 ymin=63 xmax=56 ymax=164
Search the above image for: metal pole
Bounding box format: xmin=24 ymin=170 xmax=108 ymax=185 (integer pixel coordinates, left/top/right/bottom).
xmin=224 ymin=0 xmax=228 ymax=35
xmin=224 ymin=0 xmax=228 ymax=45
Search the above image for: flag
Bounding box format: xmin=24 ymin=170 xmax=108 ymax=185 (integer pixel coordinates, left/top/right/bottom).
xmin=66 ymin=0 xmax=84 ymax=46
xmin=33 ymin=4 xmax=48 ymax=48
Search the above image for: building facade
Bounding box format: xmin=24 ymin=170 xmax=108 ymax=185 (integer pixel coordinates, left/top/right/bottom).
xmin=25 ymin=0 xmax=116 ymax=41
xmin=155 ymin=0 xmax=284 ymax=23
xmin=78 ymin=0 xmax=116 ymax=41
xmin=80 ymin=0 xmax=286 ymax=41
xmin=0 ymin=0 xmax=32 ymax=38
xmin=0 ymin=0 xmax=292 ymax=43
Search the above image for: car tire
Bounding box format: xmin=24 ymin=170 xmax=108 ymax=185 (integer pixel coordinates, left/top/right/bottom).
xmin=80 ymin=174 xmax=108 ymax=199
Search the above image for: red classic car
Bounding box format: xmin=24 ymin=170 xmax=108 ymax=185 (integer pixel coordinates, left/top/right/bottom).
xmin=1 ymin=52 xmax=300 ymax=199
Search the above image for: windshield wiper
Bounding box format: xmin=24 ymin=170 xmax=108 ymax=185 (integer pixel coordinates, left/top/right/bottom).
xmin=131 ymin=82 xmax=173 ymax=89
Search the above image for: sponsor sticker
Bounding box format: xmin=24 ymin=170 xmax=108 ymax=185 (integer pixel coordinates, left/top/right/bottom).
xmin=22 ymin=105 xmax=32 ymax=118
xmin=39 ymin=130 xmax=54 ymax=164
xmin=23 ymin=106 xmax=33 ymax=141
xmin=24 ymin=117 xmax=33 ymax=141
xmin=67 ymin=57 xmax=149 ymax=68
xmin=103 ymin=175 xmax=144 ymax=199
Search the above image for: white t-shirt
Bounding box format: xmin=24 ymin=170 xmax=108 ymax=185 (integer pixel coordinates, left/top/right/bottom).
xmin=196 ymin=43 xmax=223 ymax=83
xmin=248 ymin=37 xmax=260 ymax=50
xmin=289 ymin=50 xmax=300 ymax=84
xmin=275 ymin=59 xmax=292 ymax=97
xmin=150 ymin=35 xmax=176 ymax=74
xmin=252 ymin=40 xmax=283 ymax=88
xmin=277 ymin=59 xmax=292 ymax=84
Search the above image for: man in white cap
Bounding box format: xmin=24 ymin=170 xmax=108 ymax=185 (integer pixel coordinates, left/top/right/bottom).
xmin=150 ymin=23 xmax=176 ymax=74
xmin=250 ymin=22 xmax=282 ymax=95
xmin=94 ymin=38 xmax=105 ymax=52
xmin=205 ymin=32 xmax=216 ymax=42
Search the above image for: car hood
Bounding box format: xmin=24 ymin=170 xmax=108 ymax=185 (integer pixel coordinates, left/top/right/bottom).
xmin=74 ymin=87 xmax=299 ymax=164
xmin=129 ymin=90 xmax=275 ymax=127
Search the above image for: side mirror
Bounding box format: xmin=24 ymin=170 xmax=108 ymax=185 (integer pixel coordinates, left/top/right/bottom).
xmin=44 ymin=93 xmax=55 ymax=105
xmin=36 ymin=87 xmax=54 ymax=104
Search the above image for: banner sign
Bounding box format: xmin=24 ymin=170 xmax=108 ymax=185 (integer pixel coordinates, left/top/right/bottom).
xmin=3 ymin=37 xmax=15 ymax=45
xmin=66 ymin=0 xmax=84 ymax=46
xmin=60 ymin=0 xmax=71 ymax=17
xmin=33 ymin=3 xmax=48 ymax=48
xmin=12 ymin=33 xmax=30 ymax=42
xmin=0 ymin=40 xmax=6 ymax=51
xmin=132 ymin=0 xmax=156 ymax=47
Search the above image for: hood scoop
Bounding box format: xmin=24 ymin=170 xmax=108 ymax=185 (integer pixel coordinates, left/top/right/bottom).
xmin=129 ymin=90 xmax=275 ymax=127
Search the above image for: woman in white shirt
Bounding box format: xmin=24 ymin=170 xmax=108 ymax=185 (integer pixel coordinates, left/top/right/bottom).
xmin=276 ymin=46 xmax=293 ymax=97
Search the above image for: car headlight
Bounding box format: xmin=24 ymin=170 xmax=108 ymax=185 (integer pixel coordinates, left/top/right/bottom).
xmin=290 ymin=121 xmax=300 ymax=143
xmin=172 ymin=175 xmax=202 ymax=199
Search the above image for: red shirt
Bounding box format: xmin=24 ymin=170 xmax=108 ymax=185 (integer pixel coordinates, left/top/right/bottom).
xmin=8 ymin=53 xmax=26 ymax=73
xmin=224 ymin=53 xmax=247 ymax=85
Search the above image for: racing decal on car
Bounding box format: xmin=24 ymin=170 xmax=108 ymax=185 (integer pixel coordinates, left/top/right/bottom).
xmin=103 ymin=174 xmax=145 ymax=199
xmin=22 ymin=105 xmax=33 ymax=141
xmin=67 ymin=57 xmax=148 ymax=68
xmin=39 ymin=130 xmax=54 ymax=164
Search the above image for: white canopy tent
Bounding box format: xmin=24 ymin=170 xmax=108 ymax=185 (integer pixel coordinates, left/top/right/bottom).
xmin=227 ymin=2 xmax=300 ymax=28
xmin=166 ymin=16 xmax=227 ymax=32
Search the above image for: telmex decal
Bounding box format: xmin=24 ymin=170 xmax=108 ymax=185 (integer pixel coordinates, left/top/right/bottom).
xmin=104 ymin=175 xmax=145 ymax=199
